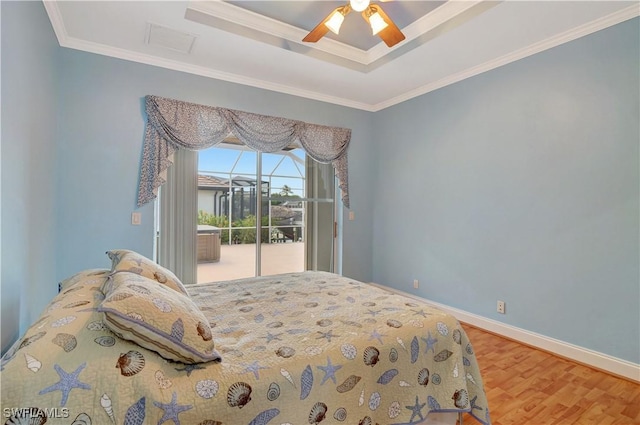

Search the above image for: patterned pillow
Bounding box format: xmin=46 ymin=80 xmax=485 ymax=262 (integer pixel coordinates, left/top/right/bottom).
xmin=105 ymin=249 xmax=189 ymax=296
xmin=98 ymin=272 xmax=220 ymax=364
xmin=59 ymin=268 xmax=110 ymax=291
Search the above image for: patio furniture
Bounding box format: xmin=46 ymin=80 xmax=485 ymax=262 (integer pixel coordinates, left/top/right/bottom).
xmin=197 ymin=225 xmax=221 ymax=262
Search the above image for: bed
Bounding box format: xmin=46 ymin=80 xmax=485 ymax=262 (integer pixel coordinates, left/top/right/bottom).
xmin=1 ymin=250 xmax=491 ymax=425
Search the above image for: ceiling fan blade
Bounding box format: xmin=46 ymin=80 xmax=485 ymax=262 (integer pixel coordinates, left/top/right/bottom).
xmin=365 ymin=4 xmax=405 ymax=47
xmin=302 ymin=6 xmax=341 ymax=43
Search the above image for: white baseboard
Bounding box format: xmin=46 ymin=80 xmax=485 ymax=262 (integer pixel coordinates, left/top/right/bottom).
xmin=368 ymin=282 xmax=640 ymax=383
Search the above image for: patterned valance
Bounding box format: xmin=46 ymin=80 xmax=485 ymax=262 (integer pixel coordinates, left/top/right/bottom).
xmin=137 ymin=95 xmax=351 ymax=208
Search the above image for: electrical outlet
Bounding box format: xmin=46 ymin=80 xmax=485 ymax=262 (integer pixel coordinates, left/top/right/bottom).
xmin=497 ymin=300 xmax=506 ymax=314
xmin=413 ymin=279 xmax=419 ymax=289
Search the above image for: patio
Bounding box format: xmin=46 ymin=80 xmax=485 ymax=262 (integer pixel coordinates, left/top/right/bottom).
xmin=197 ymin=241 xmax=305 ymax=283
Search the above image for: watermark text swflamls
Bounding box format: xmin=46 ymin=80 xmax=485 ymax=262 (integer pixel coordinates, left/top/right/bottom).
xmin=3 ymin=407 xmax=70 ymax=419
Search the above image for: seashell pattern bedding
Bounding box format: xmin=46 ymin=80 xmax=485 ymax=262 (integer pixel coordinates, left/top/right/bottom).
xmin=1 ymin=270 xmax=491 ymax=424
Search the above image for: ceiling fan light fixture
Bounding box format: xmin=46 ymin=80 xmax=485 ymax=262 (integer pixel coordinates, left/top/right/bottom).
xmin=304 ymin=2 xmax=404 ymax=47
xmin=368 ymin=10 xmax=388 ymax=35
xmin=325 ymin=9 xmax=346 ymax=34
xmin=349 ymin=0 xmax=370 ymax=13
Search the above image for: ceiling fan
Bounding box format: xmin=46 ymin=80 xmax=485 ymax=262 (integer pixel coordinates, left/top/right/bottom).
xmin=302 ymin=0 xmax=406 ymax=48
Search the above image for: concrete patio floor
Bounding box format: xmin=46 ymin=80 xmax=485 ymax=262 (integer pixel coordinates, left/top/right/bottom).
xmin=197 ymin=242 xmax=304 ymax=283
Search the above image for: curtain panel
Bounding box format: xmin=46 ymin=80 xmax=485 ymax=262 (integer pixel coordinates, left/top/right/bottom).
xmin=137 ymin=95 xmax=351 ymax=208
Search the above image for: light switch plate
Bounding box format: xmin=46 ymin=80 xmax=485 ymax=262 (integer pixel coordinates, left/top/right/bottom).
xmin=131 ymin=212 xmax=141 ymax=225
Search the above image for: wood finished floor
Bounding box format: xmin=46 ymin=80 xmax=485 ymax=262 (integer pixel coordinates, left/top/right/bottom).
xmin=459 ymin=324 xmax=640 ymax=425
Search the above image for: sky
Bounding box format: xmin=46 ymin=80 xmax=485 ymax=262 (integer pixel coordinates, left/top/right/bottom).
xmin=198 ymin=146 xmax=307 ymax=196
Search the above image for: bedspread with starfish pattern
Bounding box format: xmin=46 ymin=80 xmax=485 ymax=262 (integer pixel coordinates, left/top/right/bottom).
xmin=0 ymin=270 xmax=491 ymax=425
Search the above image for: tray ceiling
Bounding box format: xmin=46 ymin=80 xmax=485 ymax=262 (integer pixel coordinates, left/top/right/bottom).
xmin=44 ymin=1 xmax=639 ymax=111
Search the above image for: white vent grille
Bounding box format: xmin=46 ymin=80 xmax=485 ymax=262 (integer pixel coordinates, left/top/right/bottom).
xmin=145 ymin=23 xmax=197 ymax=54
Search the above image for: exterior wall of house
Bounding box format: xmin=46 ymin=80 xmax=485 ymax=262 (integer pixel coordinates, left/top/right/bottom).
xmin=371 ymin=18 xmax=639 ymax=363
xmin=198 ymin=190 xmax=219 ymax=216
xmin=1 ymin=1 xmax=60 ymax=353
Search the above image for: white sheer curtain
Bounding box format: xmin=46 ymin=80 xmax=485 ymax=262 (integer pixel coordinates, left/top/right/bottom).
xmin=305 ymin=158 xmax=336 ymax=272
xmin=157 ymin=150 xmax=198 ymax=285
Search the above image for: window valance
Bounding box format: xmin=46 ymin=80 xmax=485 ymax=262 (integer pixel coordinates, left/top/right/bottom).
xmin=137 ymin=95 xmax=351 ymax=208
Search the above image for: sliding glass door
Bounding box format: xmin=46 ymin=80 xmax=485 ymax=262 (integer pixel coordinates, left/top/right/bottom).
xmin=197 ymin=145 xmax=260 ymax=281
xmin=157 ymin=139 xmax=336 ymax=284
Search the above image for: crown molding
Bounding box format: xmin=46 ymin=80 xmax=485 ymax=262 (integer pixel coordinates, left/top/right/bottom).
xmin=41 ymin=2 xmax=375 ymax=111
xmin=186 ymin=0 xmax=370 ymax=64
xmin=43 ymin=1 xmax=639 ymax=112
xmin=372 ymin=3 xmax=640 ymax=111
xmin=367 ymin=0 xmax=485 ymax=59
xmin=66 ymin=36 xmax=375 ymax=111
xmin=185 ymin=0 xmax=484 ymax=67
xmin=42 ymin=0 xmax=68 ymax=45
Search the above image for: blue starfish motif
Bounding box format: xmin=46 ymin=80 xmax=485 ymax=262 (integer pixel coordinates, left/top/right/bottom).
xmin=39 ymin=363 xmax=91 ymax=406
xmin=273 ymin=296 xmax=286 ymax=303
xmin=405 ymin=396 xmax=426 ymax=423
xmin=242 ymin=360 xmax=269 ymax=380
xmin=153 ymin=392 xmax=192 ymax=425
xmin=271 ymin=309 xmax=283 ymax=317
xmin=412 ymin=309 xmax=429 ymax=317
xmin=365 ymin=309 xmax=381 ymax=317
xmin=470 ymin=395 xmax=482 ymax=411
xmin=316 ymin=330 xmax=339 ymax=342
xmin=174 ymin=364 xmax=205 ymax=376
xmin=262 ymin=332 xmax=283 ymax=343
xmin=369 ymin=329 xmax=386 ymax=344
xmin=421 ymin=331 xmax=438 ymax=353
xmin=317 ymin=357 xmax=342 ymax=385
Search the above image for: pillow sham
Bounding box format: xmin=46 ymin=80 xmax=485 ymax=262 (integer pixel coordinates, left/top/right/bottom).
xmin=98 ymin=272 xmax=220 ymax=364
xmin=105 ymin=249 xmax=189 ymax=296
xmin=59 ymin=268 xmax=110 ymax=292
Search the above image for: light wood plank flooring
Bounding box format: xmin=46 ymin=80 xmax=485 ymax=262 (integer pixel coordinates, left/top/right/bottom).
xmin=460 ymin=324 xmax=640 ymax=425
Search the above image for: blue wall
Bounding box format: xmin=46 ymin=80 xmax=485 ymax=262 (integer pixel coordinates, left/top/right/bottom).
xmin=54 ymin=49 xmax=374 ymax=283
xmin=1 ymin=2 xmax=59 ymax=352
xmin=371 ymin=19 xmax=639 ymax=363
xmin=1 ymin=2 xmax=374 ymax=353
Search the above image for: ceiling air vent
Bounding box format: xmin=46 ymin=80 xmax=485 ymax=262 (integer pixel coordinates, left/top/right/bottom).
xmin=145 ymin=23 xmax=197 ymax=54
